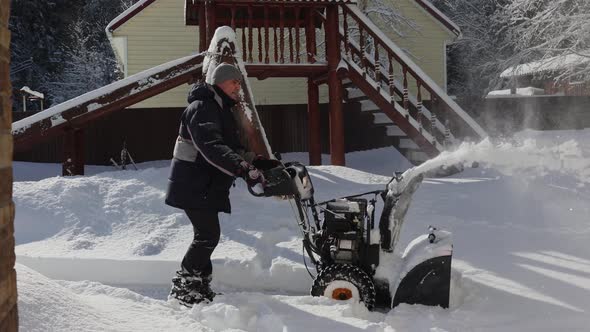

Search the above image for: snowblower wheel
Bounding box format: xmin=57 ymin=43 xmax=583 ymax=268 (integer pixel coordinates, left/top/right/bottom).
xmin=311 ymin=264 xmax=376 ymax=310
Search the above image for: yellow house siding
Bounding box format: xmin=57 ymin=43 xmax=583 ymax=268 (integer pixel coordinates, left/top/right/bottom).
xmin=371 ymin=0 xmax=456 ymax=94
xmin=110 ymin=0 xmax=453 ymax=107
xmin=112 ymin=0 xmax=197 ymax=108
xmin=111 ymin=0 xmax=326 ymax=108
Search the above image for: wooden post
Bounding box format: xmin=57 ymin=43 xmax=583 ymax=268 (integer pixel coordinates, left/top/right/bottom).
xmin=74 ymin=129 xmax=85 ymax=175
xmin=305 ymin=8 xmax=317 ymax=64
xmin=0 ymin=0 xmax=18 ymax=329
xmin=306 ymin=7 xmax=321 ymax=165
xmin=264 ymin=6 xmax=270 ymax=64
xmin=307 ymin=79 xmax=321 ymax=165
xmin=62 ymin=128 xmax=85 ymax=176
xmin=205 ymin=1 xmax=216 ymax=47
xmin=199 ymin=3 xmax=207 ymax=52
xmin=325 ymin=5 xmax=345 ymax=166
xmin=279 ymin=5 xmax=285 ymax=64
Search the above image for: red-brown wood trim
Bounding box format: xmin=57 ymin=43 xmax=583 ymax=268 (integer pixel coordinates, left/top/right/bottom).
xmin=108 ymin=0 xmax=157 ymax=32
xmin=246 ymin=64 xmax=328 ymax=79
xmin=305 ymin=7 xmax=316 ymax=64
xmin=288 ymin=27 xmax=294 ymax=63
xmin=295 ymin=7 xmax=301 ymax=63
xmin=264 ymin=6 xmax=270 ymax=64
xmin=74 ymin=128 xmax=85 ymax=175
xmin=413 ymin=0 xmax=460 ymax=36
xmin=325 ymin=5 xmax=345 ymax=166
xmin=248 ymin=6 xmax=254 ymax=63
xmin=258 ymin=27 xmax=263 ymax=63
xmin=14 ymin=55 xmax=205 ymax=153
xmin=273 ymin=22 xmax=278 ymax=63
xmin=199 ymin=6 xmax=207 ymax=52
xmin=230 ymin=7 xmax=237 ymax=31
xmin=279 ymin=5 xmax=285 ymax=63
xmin=206 ymin=1 xmax=216 ymax=46
xmin=61 ymin=128 xmax=84 ymax=176
xmin=307 ymin=78 xmax=321 ymax=166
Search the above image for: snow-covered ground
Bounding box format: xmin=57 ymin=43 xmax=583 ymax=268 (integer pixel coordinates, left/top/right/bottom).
xmin=13 ymin=129 xmax=590 ymax=331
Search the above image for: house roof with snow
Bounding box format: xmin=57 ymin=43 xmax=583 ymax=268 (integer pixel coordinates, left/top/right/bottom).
xmin=500 ymin=53 xmax=590 ymax=78
xmin=413 ymin=0 xmax=460 ymax=36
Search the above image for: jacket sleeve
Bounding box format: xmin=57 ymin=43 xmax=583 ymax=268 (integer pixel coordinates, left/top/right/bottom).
xmin=186 ymin=101 xmax=244 ymax=176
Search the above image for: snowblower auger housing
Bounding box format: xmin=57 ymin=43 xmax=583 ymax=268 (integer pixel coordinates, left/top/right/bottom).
xmin=249 ymin=161 xmax=456 ymax=311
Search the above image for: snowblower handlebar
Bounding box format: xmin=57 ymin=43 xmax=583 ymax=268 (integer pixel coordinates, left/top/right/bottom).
xmin=247 ymin=183 xmax=266 ymax=197
xmin=246 ymin=162 xmax=314 ymax=200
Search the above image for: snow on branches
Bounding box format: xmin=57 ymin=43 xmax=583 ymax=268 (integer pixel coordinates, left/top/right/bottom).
xmin=501 ymin=0 xmax=590 ymax=81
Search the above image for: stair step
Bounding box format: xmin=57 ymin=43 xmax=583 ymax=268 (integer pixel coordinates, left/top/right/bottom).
xmin=345 ymin=87 xmax=365 ymax=100
xmin=385 ymin=125 xmax=405 ymax=137
xmin=360 ymin=100 xmax=379 ymax=112
xmin=342 ymin=78 xmax=354 ymax=89
xmin=373 ymin=112 xmax=391 ymax=124
xmin=399 ymin=138 xmax=419 ymax=149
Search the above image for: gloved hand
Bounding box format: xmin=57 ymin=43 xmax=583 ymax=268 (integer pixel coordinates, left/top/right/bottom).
xmin=238 ymin=161 xmax=265 ymax=187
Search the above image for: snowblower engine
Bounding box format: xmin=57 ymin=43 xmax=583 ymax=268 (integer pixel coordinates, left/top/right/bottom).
xmin=317 ymin=198 xmax=379 ymax=271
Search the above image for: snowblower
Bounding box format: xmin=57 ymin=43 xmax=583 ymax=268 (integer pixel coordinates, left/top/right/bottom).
xmin=249 ymin=159 xmax=461 ymax=311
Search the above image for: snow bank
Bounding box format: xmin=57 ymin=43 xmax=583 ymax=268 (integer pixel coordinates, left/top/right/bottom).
xmin=17 ymin=264 xmax=209 ymax=332
xmin=12 ymin=130 xmax=590 ymax=331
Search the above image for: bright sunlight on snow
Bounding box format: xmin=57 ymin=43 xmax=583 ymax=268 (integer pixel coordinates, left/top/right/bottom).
xmin=13 ymin=129 xmax=590 ymax=332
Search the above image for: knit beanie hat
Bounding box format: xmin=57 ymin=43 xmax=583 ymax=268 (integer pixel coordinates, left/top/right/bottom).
xmin=211 ymin=63 xmax=242 ymax=85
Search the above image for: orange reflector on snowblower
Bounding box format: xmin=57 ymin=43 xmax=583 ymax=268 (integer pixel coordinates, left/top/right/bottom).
xmin=332 ymin=288 xmax=353 ymax=300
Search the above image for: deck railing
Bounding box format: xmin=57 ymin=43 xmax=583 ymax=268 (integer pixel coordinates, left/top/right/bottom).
xmin=196 ymin=2 xmax=332 ymax=65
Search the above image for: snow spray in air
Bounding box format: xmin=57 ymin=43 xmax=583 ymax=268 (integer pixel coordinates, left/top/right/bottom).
xmin=415 ymin=136 xmax=590 ymax=185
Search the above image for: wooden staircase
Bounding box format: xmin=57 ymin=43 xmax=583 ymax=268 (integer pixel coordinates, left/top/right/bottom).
xmin=343 ymin=79 xmax=429 ymax=164
xmin=336 ymin=4 xmax=487 ymax=164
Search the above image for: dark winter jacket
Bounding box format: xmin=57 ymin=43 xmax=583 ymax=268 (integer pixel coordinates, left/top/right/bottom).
xmin=165 ymin=83 xmax=245 ymax=213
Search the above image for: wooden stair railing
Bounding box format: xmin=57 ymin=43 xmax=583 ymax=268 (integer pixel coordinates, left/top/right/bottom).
xmin=12 ymin=53 xmax=206 ymax=153
xmin=338 ymin=4 xmax=487 ymax=155
xmin=342 ymin=58 xmax=440 ymax=156
xmin=342 ymin=36 xmax=453 ymax=146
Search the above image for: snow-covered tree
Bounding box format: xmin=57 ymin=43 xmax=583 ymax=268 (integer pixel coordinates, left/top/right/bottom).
xmin=500 ymin=0 xmax=590 ymax=81
xmin=42 ymin=1 xmax=124 ymax=104
xmin=10 ymin=0 xmax=135 ymax=108
xmin=43 ymin=17 xmax=118 ymax=104
xmin=431 ymin=0 xmax=510 ymax=97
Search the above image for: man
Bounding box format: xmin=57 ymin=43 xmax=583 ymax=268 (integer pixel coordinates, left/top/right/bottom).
xmin=165 ymin=63 xmax=264 ymax=307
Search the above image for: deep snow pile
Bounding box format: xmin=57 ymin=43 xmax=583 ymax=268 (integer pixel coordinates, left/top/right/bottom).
xmin=13 ymin=130 xmax=590 ymax=331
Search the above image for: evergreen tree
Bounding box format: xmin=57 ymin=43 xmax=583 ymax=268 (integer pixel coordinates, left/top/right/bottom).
xmin=10 ymin=0 xmax=135 ymax=108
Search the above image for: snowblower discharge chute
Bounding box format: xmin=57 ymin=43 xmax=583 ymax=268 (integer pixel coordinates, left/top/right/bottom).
xmin=249 ymin=159 xmax=459 ymax=311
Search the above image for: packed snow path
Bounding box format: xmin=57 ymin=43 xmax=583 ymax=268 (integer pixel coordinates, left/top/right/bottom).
xmin=13 ymin=130 xmax=590 ymax=331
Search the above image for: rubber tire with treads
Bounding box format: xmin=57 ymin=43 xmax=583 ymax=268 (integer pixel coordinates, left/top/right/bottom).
xmin=311 ymin=264 xmax=376 ymax=310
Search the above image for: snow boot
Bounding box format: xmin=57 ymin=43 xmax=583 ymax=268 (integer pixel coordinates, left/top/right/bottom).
xmin=169 ymin=271 xmax=217 ymax=307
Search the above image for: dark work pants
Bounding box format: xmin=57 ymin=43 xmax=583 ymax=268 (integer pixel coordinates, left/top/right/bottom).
xmin=181 ymin=209 xmax=220 ymax=278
